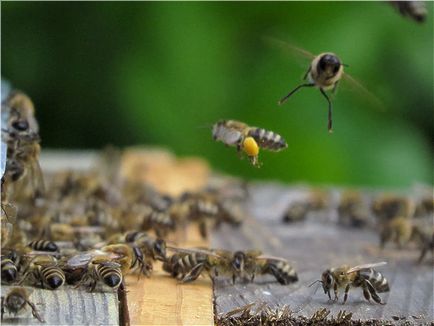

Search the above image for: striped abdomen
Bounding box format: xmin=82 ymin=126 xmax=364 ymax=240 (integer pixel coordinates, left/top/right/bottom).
xmin=95 ymin=263 xmax=123 ymax=289
xmin=359 ymin=269 xmax=389 ymax=293
xmin=1 ymin=256 xmax=18 ymax=283
xmin=27 ymin=240 xmax=58 ymax=252
xmin=39 ymin=265 xmax=65 ymax=289
xmin=248 ymin=128 xmax=287 ymax=151
xmin=164 ymin=253 xmax=206 ymax=279
xmin=263 ymin=260 xmax=298 ymax=285
xmin=193 ymin=200 xmax=219 ymax=217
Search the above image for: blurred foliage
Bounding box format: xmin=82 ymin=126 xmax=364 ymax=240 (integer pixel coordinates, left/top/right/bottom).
xmin=2 ymin=2 xmax=433 ymax=187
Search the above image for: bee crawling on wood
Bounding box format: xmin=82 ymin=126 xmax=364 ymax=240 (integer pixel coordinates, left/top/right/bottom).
xmin=1 ymin=249 xmax=19 ymax=284
xmin=1 ymin=287 xmax=44 ymax=323
xmin=337 ymin=191 xmax=370 ymax=228
xmin=212 ymin=119 xmax=287 ymax=167
xmin=19 ymin=255 xmax=65 ymax=290
xmin=379 ymin=216 xmax=413 ymax=249
xmin=282 ymin=201 xmax=310 ymax=223
xmin=164 ymin=248 xmax=298 ymax=285
xmin=313 ymin=262 xmax=389 ymax=304
xmin=411 ymin=225 xmax=434 ymax=263
xmin=371 ymin=194 xmax=415 ymax=221
xmin=75 ymin=256 xmax=123 ymax=292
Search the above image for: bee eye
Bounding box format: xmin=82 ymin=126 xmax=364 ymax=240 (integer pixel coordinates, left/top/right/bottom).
xmin=11 ymin=120 xmax=29 ymax=131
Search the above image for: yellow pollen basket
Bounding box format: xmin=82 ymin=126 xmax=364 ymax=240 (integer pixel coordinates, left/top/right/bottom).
xmin=242 ymin=137 xmax=259 ymax=157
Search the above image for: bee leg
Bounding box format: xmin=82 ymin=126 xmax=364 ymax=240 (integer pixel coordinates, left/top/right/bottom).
xmin=332 ymin=81 xmax=339 ymax=94
xmin=198 ymin=221 xmax=208 ymax=239
xmin=365 ymin=280 xmax=384 ymax=304
xmin=319 ymin=88 xmax=333 ymax=133
xmin=362 ymin=285 xmax=371 ymax=302
xmin=26 ymin=300 xmax=45 ymax=323
xmin=232 ymin=274 xmax=236 ymax=284
xmin=303 ymin=67 xmax=311 ymax=80
xmin=327 ymin=290 xmax=332 ymax=301
xmin=182 ymin=263 xmax=205 ymax=283
xmin=333 ymin=283 xmax=339 ymax=301
xmin=278 ymin=83 xmax=315 ymax=105
xmin=89 ymin=280 xmax=97 ymax=293
xmin=343 ymin=284 xmax=351 ymax=304
xmin=1 ymin=296 xmax=4 ymax=320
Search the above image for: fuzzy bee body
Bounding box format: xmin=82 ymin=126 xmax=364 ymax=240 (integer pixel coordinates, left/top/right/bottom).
xmin=261 ymin=259 xmax=299 ymax=285
xmin=78 ymin=257 xmax=123 ymax=292
xmin=163 ymin=252 xmax=208 ymax=280
xmin=142 ymin=209 xmax=175 ymax=237
xmin=320 ymin=262 xmax=389 ymax=304
xmin=124 ymin=231 xmax=167 ymax=261
xmin=379 ymin=216 xmax=413 ymax=249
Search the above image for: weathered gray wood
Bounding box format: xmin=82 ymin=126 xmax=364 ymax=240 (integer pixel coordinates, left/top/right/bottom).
xmin=211 ymin=183 xmax=433 ymax=324
xmin=1 ymin=286 xmax=119 ymax=325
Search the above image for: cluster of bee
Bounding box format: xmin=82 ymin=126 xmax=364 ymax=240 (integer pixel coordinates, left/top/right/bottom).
xmin=281 ymin=187 xmax=433 ymax=264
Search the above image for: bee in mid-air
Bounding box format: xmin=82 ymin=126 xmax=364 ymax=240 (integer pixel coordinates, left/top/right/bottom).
xmin=390 ymin=1 xmax=427 ymax=23
xmin=212 ymin=119 xmax=287 ymax=167
xmin=1 ymin=287 xmax=44 ymax=323
xmin=316 ymin=262 xmax=389 ymax=304
xmin=266 ymin=37 xmax=381 ymax=132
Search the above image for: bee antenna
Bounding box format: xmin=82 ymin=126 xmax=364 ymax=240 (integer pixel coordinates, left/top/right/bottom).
xmin=341 ymin=63 xmax=349 ymax=67
xmin=308 ymin=280 xmax=323 ymax=287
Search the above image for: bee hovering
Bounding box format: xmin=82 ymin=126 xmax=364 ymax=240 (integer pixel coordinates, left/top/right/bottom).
xmin=266 ymin=37 xmax=382 ymax=133
xmin=212 ymin=119 xmax=287 ymax=167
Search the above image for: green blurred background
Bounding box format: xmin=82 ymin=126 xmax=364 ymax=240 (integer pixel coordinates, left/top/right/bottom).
xmin=2 ymin=2 xmax=433 ymax=187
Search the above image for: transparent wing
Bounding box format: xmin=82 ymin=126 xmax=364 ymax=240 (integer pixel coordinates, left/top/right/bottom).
xmin=347 ymin=261 xmax=387 ymax=274
xmin=167 ymin=246 xmax=221 ymax=258
xmin=342 ymin=73 xmax=386 ymax=112
xmin=257 ymin=255 xmax=289 ymax=263
xmin=29 ymin=158 xmax=46 ymax=197
xmin=263 ymin=36 xmax=315 ymax=61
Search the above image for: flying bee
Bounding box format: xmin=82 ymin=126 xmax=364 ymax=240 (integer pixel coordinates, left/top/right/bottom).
xmin=101 ymin=244 xmax=153 ymax=277
xmin=315 ymin=262 xmax=389 ymax=304
xmin=1 ymin=250 xmax=19 ymax=284
xmin=27 ymin=240 xmax=59 ymax=252
xmin=19 ymin=255 xmax=65 ymax=290
xmin=390 ymin=1 xmax=427 ymax=23
xmin=266 ymin=37 xmax=382 ymax=132
xmin=212 ymin=120 xmax=287 ymax=167
xmin=379 ymin=216 xmax=413 ymax=249
xmin=1 ymin=287 xmax=44 ymax=323
xmin=371 ymin=194 xmax=415 ymax=221
xmin=76 ymin=256 xmax=123 ymax=292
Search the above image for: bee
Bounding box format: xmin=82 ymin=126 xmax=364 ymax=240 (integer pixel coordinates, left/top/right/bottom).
xmin=337 ymin=191 xmax=370 ymax=228
xmin=123 ymin=231 xmax=167 ymax=261
xmin=411 ymin=225 xmax=433 ymax=263
xmin=379 ymin=216 xmax=413 ymax=249
xmin=266 ymin=37 xmax=381 ymax=132
xmin=282 ymin=201 xmax=309 ymax=223
xmin=212 ymin=120 xmax=287 ymax=167
xmin=317 ymin=262 xmax=389 ymax=304
xmin=390 ymin=1 xmax=427 ymax=23
xmin=371 ymin=194 xmax=415 ymax=221
xmin=1 ymin=250 xmax=19 ymax=284
xmin=414 ymin=196 xmax=434 ymax=218
xmin=162 ymin=249 xmax=211 ymax=281
xmin=19 ymin=255 xmax=65 ymax=290
xmin=1 ymin=287 xmax=44 ymax=323
xmin=101 ymin=244 xmax=153 ymax=277
xmin=76 ymin=256 xmax=123 ymax=292
xmin=142 ymin=208 xmax=176 ymax=238
xmin=27 ymin=240 xmax=59 ymax=252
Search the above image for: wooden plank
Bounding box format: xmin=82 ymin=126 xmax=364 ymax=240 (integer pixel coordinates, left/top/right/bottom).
xmin=124 ymin=226 xmax=214 ymax=326
xmin=0 ymin=286 xmax=119 ymax=325
xmin=211 ymin=183 xmax=433 ymax=324
xmin=121 ymin=149 xmax=214 ymax=325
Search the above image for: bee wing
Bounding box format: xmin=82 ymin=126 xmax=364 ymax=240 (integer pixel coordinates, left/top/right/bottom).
xmin=214 ymin=127 xmax=242 ymax=146
xmin=167 ymin=246 xmax=221 ymax=258
xmin=256 ymin=255 xmax=289 ymax=263
xmin=244 ymin=250 xmax=263 ymax=258
xmin=346 ymin=262 xmax=387 ymax=274
xmin=66 ymin=250 xmax=115 ymax=267
xmin=29 ymin=158 xmax=45 ymax=197
xmin=1 ymin=203 xmax=17 ymax=223
xmin=341 ymin=73 xmax=385 ymax=112
xmin=263 ymin=36 xmax=315 ymax=60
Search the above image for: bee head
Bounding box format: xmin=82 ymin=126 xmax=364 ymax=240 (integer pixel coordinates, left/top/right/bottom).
xmin=7 ymin=293 xmax=26 ymax=312
xmin=318 ymin=54 xmax=342 ymax=77
xmin=232 ymin=251 xmax=245 ymax=272
xmin=321 ymin=270 xmax=334 ymax=293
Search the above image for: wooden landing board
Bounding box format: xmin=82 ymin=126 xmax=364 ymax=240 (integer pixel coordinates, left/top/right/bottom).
xmin=0 ymin=286 xmax=119 ymax=325
xmin=211 ymin=183 xmax=433 ymax=324
xmin=124 ymin=226 xmax=214 ymax=326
